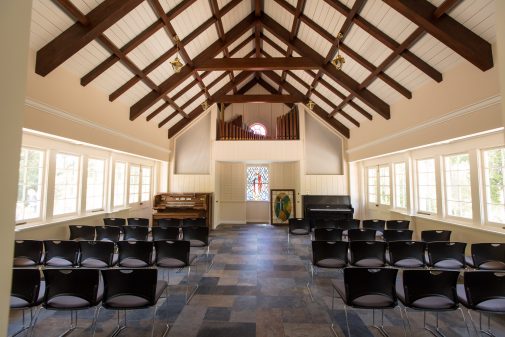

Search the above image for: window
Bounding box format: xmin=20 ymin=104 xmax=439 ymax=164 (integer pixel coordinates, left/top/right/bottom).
xmin=113 ymin=162 xmax=126 ymax=207
xmin=249 ymin=123 xmax=266 ymax=136
xmin=367 ymin=167 xmax=377 ymax=204
xmin=417 ymin=158 xmax=437 ymax=214
xmin=246 ymin=166 xmax=269 ymax=201
xmin=379 ymin=165 xmax=391 ymax=205
xmin=86 ymin=158 xmax=105 ymax=211
xmin=445 ymin=154 xmax=472 ymax=219
xmin=16 ymin=148 xmax=44 ymax=221
xmin=394 ymin=162 xmax=407 ymax=209
xmin=129 ymin=165 xmax=140 ymax=204
xmin=483 ymin=148 xmax=505 ymax=223
xmin=53 ymin=153 xmax=80 ymax=216
xmin=141 ymin=166 xmax=152 ymax=202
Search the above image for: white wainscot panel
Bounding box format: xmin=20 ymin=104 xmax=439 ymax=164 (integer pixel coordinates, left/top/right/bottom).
xmin=214 ymin=141 xmax=303 ymax=162
xmin=171 ymin=174 xmax=212 ymax=193
xmin=303 ymin=175 xmax=348 ymax=195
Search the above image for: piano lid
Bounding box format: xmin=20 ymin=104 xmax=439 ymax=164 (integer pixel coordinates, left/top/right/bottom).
xmin=302 ymin=195 xmax=351 ymax=207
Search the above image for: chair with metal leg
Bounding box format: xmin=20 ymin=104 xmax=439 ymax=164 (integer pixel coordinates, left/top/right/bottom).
xmin=331 ymin=267 xmax=401 ymax=337
xmin=313 ymin=218 xmax=339 ymax=230
xmin=182 ymin=226 xmax=212 ymax=270
xmin=386 ymin=220 xmax=410 ymax=230
xmin=387 ymin=241 xmax=426 ymax=268
xmin=426 ymin=241 xmax=466 ymax=270
xmin=152 ymin=227 xmax=180 ymax=241
xmin=347 ymin=228 xmax=377 ymax=241
xmin=457 ymin=270 xmax=505 ymax=336
xmin=13 ymin=240 xmax=44 ymax=267
xmin=157 ymin=218 xmax=181 ymax=228
xmin=362 ymin=219 xmax=386 ymax=237
xmin=466 ymin=243 xmax=505 ymax=270
xmin=97 ymin=268 xmax=169 ymax=337
xmin=103 ymin=218 xmax=126 ymax=233
xmin=79 ymin=240 xmax=116 ymax=268
xmin=182 ymin=218 xmax=206 ymax=227
xmin=117 ymin=240 xmax=155 ymax=268
xmin=349 ymin=240 xmax=387 ymax=267
xmin=10 ymin=269 xmax=44 ymax=336
xmin=313 ymin=228 xmax=343 ymax=241
xmin=95 ymin=226 xmax=121 ymax=242
xmin=127 ymin=217 xmax=149 ymax=227
xmin=338 ymin=219 xmax=360 ymax=239
xmin=31 ymin=268 xmax=102 ymax=337
xmin=396 ymin=269 xmax=470 ymax=337
xmin=68 ymin=225 xmax=95 ymax=241
xmin=421 ymin=230 xmax=452 ymax=242
xmin=383 ymin=229 xmax=413 ymax=242
xmin=43 ymin=240 xmax=80 ymax=267
xmin=123 ymin=225 xmax=149 ymax=241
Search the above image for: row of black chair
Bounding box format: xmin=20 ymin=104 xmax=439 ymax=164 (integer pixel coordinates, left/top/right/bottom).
xmin=310 ymin=218 xmax=411 ymax=231
xmin=103 ymin=217 xmax=206 ymax=228
xmin=11 ymin=268 xmax=170 ymax=337
xmin=330 ymin=267 xmax=505 ymax=337
xmin=313 ymin=227 xmax=453 ymax=242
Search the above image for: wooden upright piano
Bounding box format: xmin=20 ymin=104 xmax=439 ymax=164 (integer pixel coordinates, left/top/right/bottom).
xmin=302 ymin=195 xmax=354 ymax=229
xmin=152 ymin=193 xmax=212 ymax=227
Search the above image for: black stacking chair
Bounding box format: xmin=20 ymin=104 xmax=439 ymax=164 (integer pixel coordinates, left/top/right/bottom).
xmin=95 ymin=226 xmax=121 ymax=242
xmin=127 ymin=217 xmax=149 ymax=227
xmin=123 ymin=225 xmax=149 ymax=241
xmin=152 ymin=226 xmax=180 ymax=241
xmin=397 ymin=269 xmax=470 ymax=337
xmin=467 ymin=243 xmax=505 ymax=270
xmin=103 ymin=217 xmax=126 ymax=232
xmin=331 ymin=267 xmax=400 ymax=337
xmin=349 ymin=240 xmax=387 ymax=267
xmin=426 ymin=241 xmax=466 ymax=269
xmin=421 ymin=230 xmax=452 ymax=242
xmin=155 ymin=240 xmax=197 ymax=303
xmin=386 ymin=220 xmax=410 ymax=230
xmin=457 ymin=271 xmax=505 ymax=336
xmin=13 ymin=240 xmax=44 ymax=267
xmin=362 ymin=219 xmax=386 ymax=234
xmin=338 ymin=218 xmax=360 ymax=232
xmin=182 ymin=218 xmax=206 ymax=227
xmin=158 ymin=218 xmax=181 ymax=228
xmin=383 ymin=229 xmax=413 ymax=242
xmin=288 ymin=218 xmax=310 ymax=235
xmin=43 ymin=240 xmax=80 ymax=267
xmin=314 ymin=228 xmax=343 ymax=241
xmin=310 ymin=241 xmax=348 ymax=278
xmin=313 ymin=218 xmax=339 ymax=229
xmin=97 ymin=269 xmax=169 ymax=337
xmin=33 ymin=269 xmax=102 ymax=337
xmin=69 ymin=225 xmax=95 ymax=241
xmin=347 ymin=228 xmax=376 ymax=241
xmin=387 ymin=241 xmax=426 ymax=268
xmin=10 ymin=269 xmax=43 ymax=336
xmin=79 ymin=241 xmax=116 ymax=268
xmin=182 ymin=226 xmax=212 ymax=270
xmin=117 ymin=240 xmax=154 ymax=268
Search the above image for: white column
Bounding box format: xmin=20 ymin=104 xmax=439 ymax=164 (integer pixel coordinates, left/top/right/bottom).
xmin=496 ymin=2 xmax=505 ymax=133
xmin=0 ymin=1 xmax=32 ymax=335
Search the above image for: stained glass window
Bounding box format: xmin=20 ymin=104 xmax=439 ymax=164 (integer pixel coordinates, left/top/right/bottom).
xmin=246 ymin=166 xmax=269 ymax=201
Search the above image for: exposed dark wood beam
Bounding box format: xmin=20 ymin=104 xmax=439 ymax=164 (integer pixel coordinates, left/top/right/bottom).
xmin=217 ymin=94 xmax=299 ymax=103
xmin=196 ymin=57 xmax=318 ymax=71
xmin=433 ymin=0 xmax=461 ymax=19
xmin=36 ymin=0 xmax=144 ymax=76
xmin=255 ymin=0 xmax=262 ymax=58
xmin=383 ymin=0 xmax=492 ymax=71
xmin=130 ymin=13 xmax=257 ymax=120
xmin=53 ymin=0 xmax=89 ymax=25
xmin=261 ymin=14 xmax=390 ymax=119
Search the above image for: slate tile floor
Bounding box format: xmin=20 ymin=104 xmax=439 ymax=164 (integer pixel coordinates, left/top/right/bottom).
xmin=8 ymin=224 xmax=505 ymax=336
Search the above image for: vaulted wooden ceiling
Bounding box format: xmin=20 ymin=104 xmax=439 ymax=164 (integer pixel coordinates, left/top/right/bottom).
xmin=30 ymin=0 xmax=495 ymax=139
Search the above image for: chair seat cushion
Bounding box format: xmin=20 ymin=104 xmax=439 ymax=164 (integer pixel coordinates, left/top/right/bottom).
xmin=393 ymin=258 xmax=424 ymax=268
xmin=353 ymin=258 xmax=384 ymax=267
xmin=46 ymin=296 xmax=91 ymax=309
xmin=478 ymin=261 xmax=505 ymax=270
xmin=397 ymin=285 xmax=455 ymax=309
xmin=157 ymin=257 xmax=186 ymax=268
xmin=290 ymin=229 xmax=309 ymax=235
xmin=81 ymin=258 xmax=109 ymax=268
xmin=332 ymin=280 xmax=394 ymax=308
xmin=457 ymin=284 xmax=505 ymax=312
xmin=45 ymin=257 xmax=74 ymax=267
xmin=119 ymin=258 xmax=149 ymax=268
xmin=13 ymin=257 xmax=38 ymax=267
xmin=104 ymin=280 xmax=167 ymax=309
xmin=433 ymin=259 xmax=464 ymax=269
xmin=316 ymin=258 xmax=346 ymax=268
xmin=10 ymin=296 xmax=30 ymax=308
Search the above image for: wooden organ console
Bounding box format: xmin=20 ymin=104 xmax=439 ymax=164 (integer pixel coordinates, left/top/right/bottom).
xmin=152 ymin=193 xmax=212 ymax=227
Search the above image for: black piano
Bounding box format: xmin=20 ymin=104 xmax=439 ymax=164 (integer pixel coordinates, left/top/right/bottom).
xmin=303 ymin=195 xmax=354 ymax=228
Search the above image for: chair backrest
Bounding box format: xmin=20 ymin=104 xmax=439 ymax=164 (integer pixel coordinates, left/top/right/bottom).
xmin=314 ymin=228 xmax=343 ymax=241
xmin=182 ymin=218 xmax=206 ymax=227
xmin=11 ymin=269 xmax=41 ymax=307
xmin=312 ymin=240 xmax=348 ymax=266
xmin=426 ymin=241 xmax=466 ymax=267
xmin=182 ymin=226 xmax=209 ymax=246
xmin=388 ymin=241 xmax=425 ymax=266
xmin=95 ymin=226 xmax=121 ymax=242
xmin=338 ymin=219 xmax=360 ymax=231
xmin=117 ymin=240 xmax=154 ymax=267
xmin=347 ymin=228 xmax=376 ymax=241
xmin=158 ymin=218 xmax=181 ymax=228
xmin=43 ymin=240 xmax=80 ymax=267
xmin=313 ymin=218 xmax=339 ymax=229
xmin=13 ymin=240 xmax=44 ymax=267
xmin=79 ymin=240 xmax=115 ymax=267
xmin=362 ymin=219 xmax=386 ymax=232
xmin=386 ymin=220 xmax=410 ymax=230
xmin=154 ymin=240 xmax=190 ymax=266
xmin=43 ymin=269 xmax=101 ymax=307
xmin=103 ymin=217 xmax=126 ymax=227
xmin=463 ymin=271 xmax=505 ymax=309
xmin=101 ymin=269 xmax=158 ymax=308
xmin=383 ymin=229 xmax=413 ymax=242
xmin=288 ymin=218 xmax=310 ymax=234
xmin=349 ymin=241 xmax=386 ymax=266
xmin=127 ymin=217 xmax=150 ymax=227
xmin=152 ymin=226 xmax=180 ymax=241
xmin=69 ymin=225 xmax=95 ymax=241
xmin=421 ymin=230 xmax=451 ymax=242
xmin=123 ymin=225 xmax=149 ymax=241
xmin=343 ymin=267 xmax=398 ymax=308
xmin=471 ymin=243 xmax=505 ymax=270
xmin=401 ymin=269 xmax=459 ymax=308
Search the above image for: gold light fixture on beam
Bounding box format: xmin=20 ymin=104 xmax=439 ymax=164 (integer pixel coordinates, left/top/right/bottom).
xmin=331 ymin=32 xmax=345 ymax=71
xmin=306 ymin=100 xmax=315 ymax=110
xmin=201 ymin=100 xmax=209 ymax=110
xmin=170 ymin=35 xmax=184 ymax=73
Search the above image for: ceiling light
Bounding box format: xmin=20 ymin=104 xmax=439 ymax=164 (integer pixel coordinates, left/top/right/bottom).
xmin=331 ymin=32 xmax=345 ymax=71
xmin=170 ymin=35 xmax=184 ymax=73
xmin=201 ymin=100 xmax=209 ymax=110
xmin=306 ymin=100 xmax=315 ymax=110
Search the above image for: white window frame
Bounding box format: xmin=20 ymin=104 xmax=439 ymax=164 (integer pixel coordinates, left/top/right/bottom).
xmin=84 ymin=157 xmax=107 ymax=212
xmin=481 ymin=146 xmax=505 ymax=227
xmin=393 ymin=161 xmax=408 ymax=210
xmin=416 ymin=157 xmax=438 ymax=216
xmin=367 ymin=166 xmax=378 ymax=206
xmin=379 ymin=165 xmax=391 ymax=206
xmin=16 ymin=146 xmax=46 ymax=224
xmin=112 ymin=161 xmax=127 ymax=209
xmin=141 ymin=166 xmax=152 ymax=203
xmin=366 ymin=165 xmax=391 ymax=208
xmin=443 ymin=152 xmax=473 ymax=221
xmin=128 ymin=164 xmax=141 ymax=205
xmin=52 ymin=152 xmax=82 ymax=218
